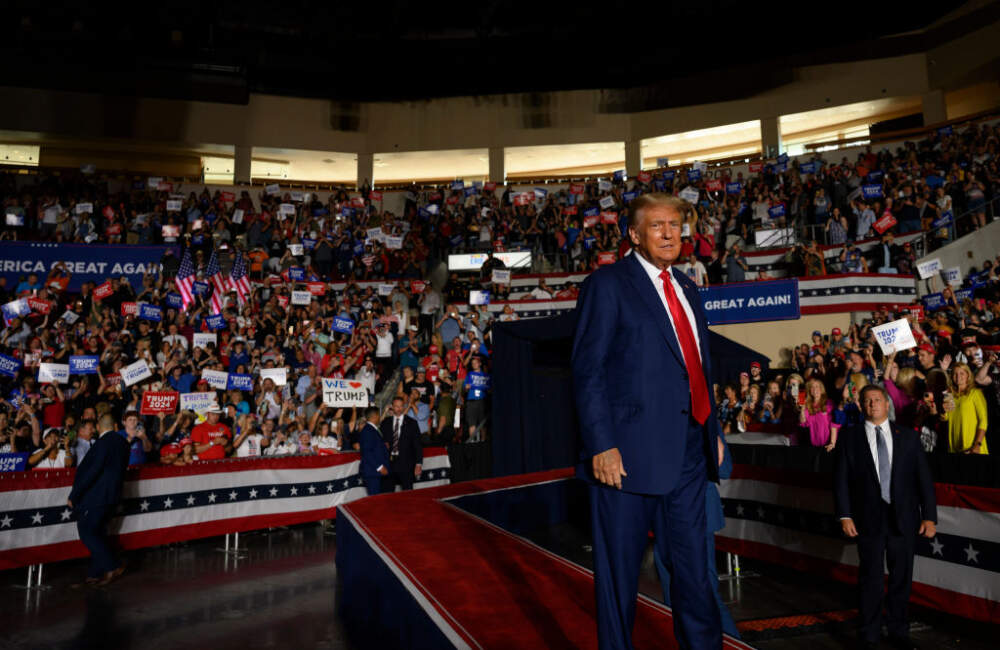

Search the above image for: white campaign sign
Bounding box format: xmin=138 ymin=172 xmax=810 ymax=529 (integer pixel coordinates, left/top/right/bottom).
xmin=469 ymin=290 xmax=490 ymax=305
xmin=321 ymin=378 xmax=370 ymax=408
xmin=201 ymin=369 xmax=229 ymax=390
xmin=279 ymin=203 xmax=295 ymax=216
xmin=385 ymin=236 xmax=403 ymax=249
xmin=491 ymin=269 xmax=511 ymax=285
xmin=871 ymin=318 xmax=918 ymax=355
xmin=288 ymin=243 xmax=304 ymax=256
xmin=679 ymin=187 xmax=700 ymax=204
xmin=916 ymin=258 xmax=941 ymax=280
xmin=38 ymin=363 xmax=70 ymax=385
xmin=232 ymin=208 xmax=244 ymax=224
xmin=179 ymin=392 xmax=218 ymax=413
xmin=692 ymin=161 xmax=708 ymax=172
xmin=943 ymin=267 xmax=963 ymax=287
xmin=366 ymin=227 xmax=383 ymax=242
xmin=291 ymin=290 xmax=312 ymax=305
xmin=378 ymin=283 xmax=395 ymax=296
xmin=599 ymin=195 xmax=616 ymax=209
xmin=122 ymin=360 xmax=153 ymax=387
xmin=166 ymin=200 xmax=183 ymax=212
xmin=265 ymin=184 xmax=281 ymax=196
xmin=260 ymin=368 xmax=287 ymax=386
xmin=598 ymin=180 xmax=612 ymax=191
xmin=75 ymin=203 xmax=94 ymax=215
xmin=193 ymin=333 xmax=217 ymax=350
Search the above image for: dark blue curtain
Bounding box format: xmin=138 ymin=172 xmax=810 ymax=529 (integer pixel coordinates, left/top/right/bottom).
xmin=491 ymin=309 xmax=770 ymax=478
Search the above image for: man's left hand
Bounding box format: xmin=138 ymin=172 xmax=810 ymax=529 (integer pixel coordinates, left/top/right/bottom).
xmin=66 ymin=499 xmax=73 ymax=509
xmin=717 ymin=436 xmax=725 ymax=467
xmin=414 ymin=464 xmax=422 ymax=478
xmin=919 ymin=520 xmax=936 ymax=538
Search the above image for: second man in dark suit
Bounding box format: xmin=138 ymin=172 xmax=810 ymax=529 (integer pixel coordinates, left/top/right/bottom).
xmin=67 ymin=413 xmax=131 ymax=586
xmin=379 ymin=396 xmax=423 ymax=491
xmin=834 ymin=385 xmax=937 ymax=650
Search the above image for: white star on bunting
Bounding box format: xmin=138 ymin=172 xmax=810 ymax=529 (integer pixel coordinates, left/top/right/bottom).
xmin=140 ymin=500 xmax=150 ymax=512
xmin=930 ymin=538 xmax=944 ymax=556
xmin=229 ymin=491 xmax=238 ymax=501
xmin=61 ymin=509 xmax=72 ymax=521
xmin=249 ymin=489 xmax=258 ymax=498
xmin=31 ymin=512 xmax=43 ymax=525
xmin=186 ymin=495 xmax=196 ymax=506
xmin=964 ymin=543 xmax=980 ymax=564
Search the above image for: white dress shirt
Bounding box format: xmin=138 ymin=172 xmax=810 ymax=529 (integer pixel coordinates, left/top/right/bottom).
xmin=864 ymin=418 xmax=893 ymax=483
xmin=634 ymin=252 xmax=702 ymax=361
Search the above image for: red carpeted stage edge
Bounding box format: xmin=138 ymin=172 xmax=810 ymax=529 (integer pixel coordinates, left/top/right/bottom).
xmin=335 ymin=469 xmax=753 ymax=650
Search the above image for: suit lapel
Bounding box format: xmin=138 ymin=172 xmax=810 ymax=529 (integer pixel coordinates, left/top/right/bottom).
xmin=858 ymin=425 xmax=880 ymax=488
xmin=623 ymin=254 xmax=684 ymax=365
xmin=674 ymin=267 xmax=712 ymax=371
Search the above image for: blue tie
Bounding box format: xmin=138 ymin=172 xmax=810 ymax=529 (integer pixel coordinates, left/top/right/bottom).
xmin=876 ymin=425 xmax=891 ymax=504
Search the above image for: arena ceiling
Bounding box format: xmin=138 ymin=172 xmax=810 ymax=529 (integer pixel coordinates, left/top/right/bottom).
xmin=0 ymin=2 xmax=979 ymax=108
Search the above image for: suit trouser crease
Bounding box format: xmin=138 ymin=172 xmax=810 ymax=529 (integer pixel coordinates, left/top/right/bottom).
xmin=590 ymin=421 xmax=722 ymax=650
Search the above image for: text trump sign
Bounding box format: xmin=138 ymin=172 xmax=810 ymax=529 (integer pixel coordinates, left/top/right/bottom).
xmin=322 ymin=378 xmax=370 ymax=408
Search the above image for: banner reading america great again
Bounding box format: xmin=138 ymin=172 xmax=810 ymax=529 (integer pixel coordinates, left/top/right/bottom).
xmin=0 ymin=242 xmax=176 ymax=291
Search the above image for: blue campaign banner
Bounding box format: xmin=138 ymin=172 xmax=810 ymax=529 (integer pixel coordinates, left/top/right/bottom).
xmin=866 ymin=170 xmax=884 ymax=182
xmin=165 ymin=292 xmax=183 ymax=309
xmin=69 ymin=355 xmax=99 ymax=374
xmin=205 ymin=314 xmax=227 ymax=331
xmin=302 ymin=238 xmax=317 ymax=250
xmin=464 ymin=186 xmax=477 ymax=197
xmin=687 ymin=169 xmax=702 ymax=182
xmin=418 ymin=207 xmax=430 ymax=218
xmin=0 ymin=353 xmax=22 ymax=378
xmin=924 ymin=175 xmax=944 ymax=189
xmin=622 ymin=191 xmax=638 ymax=203
xmin=288 ymin=267 xmax=305 ymax=281
xmin=698 ymin=279 xmax=800 ymax=325
xmin=932 ymin=211 xmax=954 ymax=228
xmin=353 ymin=242 xmax=365 ymax=256
xmin=227 ymin=373 xmax=254 ymax=391
xmin=725 ymin=182 xmax=742 ymax=195
xmin=450 ymin=180 xmax=464 ymax=190
xmin=139 ymin=303 xmax=162 ymax=322
xmin=861 ymin=184 xmax=883 ymax=199
xmin=662 ymin=170 xmax=676 ymax=181
xmin=341 ymin=207 xmax=354 ymax=217
xmin=193 ymin=281 xmax=210 ymax=296
xmin=2 ymin=298 xmax=30 ymax=323
xmin=937 ymin=125 xmax=953 ymax=136
xmin=921 ymin=292 xmax=945 ymax=311
xmin=767 ymin=204 xmax=786 ymax=219
xmin=0 ymin=453 xmax=28 ymax=472
xmin=799 ymin=161 xmax=817 ymax=175
xmin=777 ymin=153 xmax=789 ymax=163
xmin=331 ymin=316 xmax=355 ymax=335
xmin=774 ymin=161 xmax=788 ymax=173
xmin=583 ymin=207 xmax=599 ymax=217
xmin=955 ymin=288 xmax=974 ymax=302
xmin=653 ymin=180 xmax=666 ymax=191
xmin=613 ymin=170 xmax=625 ymax=181
xmin=0 ymin=242 xmax=174 ymax=291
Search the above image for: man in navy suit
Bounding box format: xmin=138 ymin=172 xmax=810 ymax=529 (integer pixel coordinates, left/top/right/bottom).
xmin=360 ymin=406 xmax=390 ymax=495
xmin=573 ymin=193 xmax=725 ymax=649
xmin=67 ymin=413 xmax=131 ymax=586
xmin=379 ymin=396 xmax=423 ymax=491
xmin=834 ymin=385 xmax=937 ymax=650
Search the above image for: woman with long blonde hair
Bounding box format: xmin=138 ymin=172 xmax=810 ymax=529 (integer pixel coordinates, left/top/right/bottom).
xmin=798 ymin=378 xmax=838 ymax=450
xmin=936 ymin=363 xmax=988 ymax=454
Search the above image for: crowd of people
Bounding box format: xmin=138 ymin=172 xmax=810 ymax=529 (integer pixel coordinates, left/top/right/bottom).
xmin=717 ymin=256 xmax=1000 ymax=456
xmin=0 ymin=260 xmax=495 ymax=470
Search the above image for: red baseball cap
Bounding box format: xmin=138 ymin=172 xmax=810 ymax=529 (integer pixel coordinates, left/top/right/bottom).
xmin=750 ymin=361 xmax=761 ymax=369
xmin=831 ymin=327 xmax=842 ymax=336
xmin=918 ymin=343 xmax=935 ymax=354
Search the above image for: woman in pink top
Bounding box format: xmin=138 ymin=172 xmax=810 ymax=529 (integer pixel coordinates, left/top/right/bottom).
xmin=798 ymin=378 xmax=839 ymax=450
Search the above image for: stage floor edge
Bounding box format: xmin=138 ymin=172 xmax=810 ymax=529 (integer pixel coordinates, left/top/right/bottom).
xmin=335 ymin=470 xmax=753 ymax=650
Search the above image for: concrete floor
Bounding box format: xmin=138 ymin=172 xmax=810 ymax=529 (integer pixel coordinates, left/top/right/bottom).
xmin=0 ymin=522 xmax=994 ymax=649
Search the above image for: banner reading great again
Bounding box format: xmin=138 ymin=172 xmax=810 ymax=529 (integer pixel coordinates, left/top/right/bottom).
xmin=0 ymin=243 xmax=176 ymax=291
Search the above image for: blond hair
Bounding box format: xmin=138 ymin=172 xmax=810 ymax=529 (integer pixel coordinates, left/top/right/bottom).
xmin=628 ymin=193 xmax=696 ymax=231
xmin=949 ymin=362 xmax=976 ymax=397
xmin=805 ymin=378 xmax=829 ymax=415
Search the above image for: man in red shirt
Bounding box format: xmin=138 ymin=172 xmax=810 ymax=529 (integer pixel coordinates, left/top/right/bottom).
xmin=191 ymin=406 xmax=232 ymax=460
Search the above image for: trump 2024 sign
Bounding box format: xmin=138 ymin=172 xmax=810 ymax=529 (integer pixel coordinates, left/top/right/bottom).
xmin=699 ymin=279 xmax=800 ymax=325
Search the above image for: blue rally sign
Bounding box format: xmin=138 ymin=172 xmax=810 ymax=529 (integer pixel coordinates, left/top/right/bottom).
xmin=205 ymin=314 xmax=227 ymax=331
xmin=0 ymin=354 xmax=22 ymax=378
xmin=699 ymin=279 xmax=800 ymax=325
xmin=227 ymin=373 xmax=254 ymax=391
xmin=331 ymin=317 xmax=355 ymax=335
xmin=862 ymin=184 xmax=884 ymax=199
xmin=69 ymin=355 xmax=100 ymax=374
xmin=0 ymin=242 xmax=173 ymax=291
xmin=725 ymin=182 xmax=742 ymax=195
xmin=0 ymin=453 xmax=29 ymax=472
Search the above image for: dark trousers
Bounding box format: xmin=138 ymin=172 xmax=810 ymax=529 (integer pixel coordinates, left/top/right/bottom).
xmin=856 ymin=501 xmax=915 ymax=642
xmin=363 ymin=475 xmax=383 ymax=496
xmin=384 ymin=460 xmax=415 ymax=492
xmin=76 ymin=504 xmax=117 ymax=579
xmin=590 ymin=420 xmax=721 ymax=650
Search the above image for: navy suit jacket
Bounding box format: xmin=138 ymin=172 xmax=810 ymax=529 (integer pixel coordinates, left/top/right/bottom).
xmin=359 ymin=422 xmax=390 ymax=479
xmin=833 ymin=421 xmax=937 ymax=537
xmin=379 ymin=415 xmax=423 ymax=471
xmin=572 ymin=253 xmax=724 ymax=495
xmin=68 ymin=430 xmax=131 ymax=510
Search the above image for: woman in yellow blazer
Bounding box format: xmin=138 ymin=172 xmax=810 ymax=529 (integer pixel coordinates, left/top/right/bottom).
xmin=938 ymin=363 xmax=989 ymax=454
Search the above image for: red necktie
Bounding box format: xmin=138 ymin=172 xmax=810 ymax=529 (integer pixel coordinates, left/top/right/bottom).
xmin=659 ymin=269 xmax=711 ymax=424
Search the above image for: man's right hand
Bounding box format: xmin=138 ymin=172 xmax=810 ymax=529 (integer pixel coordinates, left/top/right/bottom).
xmin=592 ymin=448 xmax=627 ymax=490
xmin=841 ymin=518 xmax=858 ymax=538
xmin=379 ymin=467 xmax=388 ymax=476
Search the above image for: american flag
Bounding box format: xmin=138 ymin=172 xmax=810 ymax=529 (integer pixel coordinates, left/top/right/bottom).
xmin=206 ymin=250 xmax=227 ymax=315
xmin=229 ymin=252 xmax=251 ymax=307
xmin=175 ymin=249 xmax=196 ymax=311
